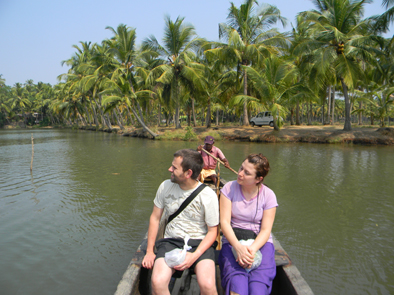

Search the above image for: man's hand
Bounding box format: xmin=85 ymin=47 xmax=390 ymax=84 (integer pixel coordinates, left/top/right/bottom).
xmin=173 ymin=252 xmax=198 ymax=271
xmin=197 ymin=145 xmax=203 ymax=152
xmin=142 ymin=205 xmax=163 ymax=269
xmin=142 ymin=252 xmax=156 ymax=269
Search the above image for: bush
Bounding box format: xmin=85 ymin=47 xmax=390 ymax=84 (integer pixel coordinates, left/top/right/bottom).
xmin=156 ymin=129 xmax=186 ymax=140
xmin=183 ymin=126 xmax=197 ymax=141
xmin=199 ymin=131 xmax=222 ymax=142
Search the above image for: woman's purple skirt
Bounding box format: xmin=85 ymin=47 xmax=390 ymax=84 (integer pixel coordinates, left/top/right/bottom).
xmin=218 ymin=242 xmax=276 ymax=295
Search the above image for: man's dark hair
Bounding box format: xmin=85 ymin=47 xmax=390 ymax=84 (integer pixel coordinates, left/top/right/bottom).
xmin=174 ymin=149 xmax=203 ymax=180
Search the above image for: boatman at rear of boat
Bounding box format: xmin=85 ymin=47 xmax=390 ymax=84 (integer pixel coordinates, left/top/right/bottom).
xmin=142 ymin=149 xmax=219 ymax=295
xmin=197 ymin=135 xmax=230 ymax=186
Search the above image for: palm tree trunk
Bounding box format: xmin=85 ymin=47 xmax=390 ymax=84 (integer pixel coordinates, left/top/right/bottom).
xmin=92 ymin=96 xmax=111 ymax=130
xmin=290 ymin=108 xmax=294 ymax=125
xmin=3 ymin=111 xmax=10 ymax=124
xmin=243 ymin=69 xmax=249 ymax=126
xmin=175 ymin=108 xmax=180 ymax=128
xmin=358 ymin=101 xmax=363 ymax=125
xmin=370 ymin=104 xmax=374 ymax=125
xmin=78 ymin=112 xmax=87 ymax=126
xmin=105 ymin=114 xmax=113 ymax=129
xmin=173 ymin=77 xmax=181 ymax=129
xmin=187 ymin=105 xmax=191 ymax=127
xmin=84 ymin=106 xmax=92 ymax=127
xmin=328 ymin=86 xmax=331 ymax=124
xmin=216 ymin=109 xmax=219 ymax=126
xmin=296 ymin=102 xmax=300 ymax=125
xmin=126 ymin=106 xmax=135 ymax=125
xmin=130 ymin=102 xmax=158 ymax=138
xmin=158 ymin=103 xmax=161 ymax=127
xmin=88 ymin=97 xmax=99 ymax=128
xmin=273 ymin=115 xmax=279 ymax=131
xmin=49 ymin=114 xmax=55 ymax=125
xmin=113 ymin=109 xmax=125 ymax=130
xmin=201 ymin=106 xmax=205 ymax=126
xmin=192 ymin=98 xmax=197 ymax=127
xmin=136 ymin=102 xmax=145 ymax=125
xmin=332 ymin=87 xmax=335 ymax=124
xmin=206 ymin=97 xmax=211 ymax=128
xmin=341 ymin=78 xmax=352 ymax=131
xmin=166 ymin=112 xmax=170 ymax=127
xmin=116 ymin=106 xmax=125 ymax=127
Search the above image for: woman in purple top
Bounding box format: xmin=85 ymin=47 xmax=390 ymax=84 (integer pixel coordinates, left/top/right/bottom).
xmin=219 ymin=154 xmax=278 ymax=295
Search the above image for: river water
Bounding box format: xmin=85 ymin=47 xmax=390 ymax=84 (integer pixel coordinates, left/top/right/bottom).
xmin=0 ymin=129 xmax=393 ymax=295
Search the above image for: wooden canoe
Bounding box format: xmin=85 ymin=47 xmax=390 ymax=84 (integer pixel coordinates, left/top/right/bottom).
xmin=114 ymin=181 xmax=314 ymax=295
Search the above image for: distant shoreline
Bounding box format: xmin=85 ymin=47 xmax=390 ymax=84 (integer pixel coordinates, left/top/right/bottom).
xmin=3 ymin=124 xmax=394 ymax=145
xmin=100 ymin=124 xmax=394 ymax=145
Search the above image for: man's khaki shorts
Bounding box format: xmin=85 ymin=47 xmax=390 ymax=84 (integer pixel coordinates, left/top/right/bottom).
xmin=200 ymin=169 xmax=216 ymax=182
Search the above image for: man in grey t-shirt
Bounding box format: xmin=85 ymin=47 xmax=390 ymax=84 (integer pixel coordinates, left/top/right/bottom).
xmin=142 ymin=149 xmax=219 ymax=295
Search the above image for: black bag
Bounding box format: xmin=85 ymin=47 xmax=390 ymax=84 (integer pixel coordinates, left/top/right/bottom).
xmin=232 ymin=227 xmax=257 ymax=240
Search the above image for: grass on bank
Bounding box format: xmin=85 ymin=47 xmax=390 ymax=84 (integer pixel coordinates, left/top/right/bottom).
xmin=156 ymin=126 xmax=223 ymax=142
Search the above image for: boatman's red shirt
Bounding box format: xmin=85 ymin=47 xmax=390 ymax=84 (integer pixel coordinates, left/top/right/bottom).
xmin=200 ymin=146 xmax=226 ymax=170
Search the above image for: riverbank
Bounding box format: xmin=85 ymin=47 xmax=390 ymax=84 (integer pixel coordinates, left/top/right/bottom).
xmin=3 ymin=124 xmax=394 ymax=145
xmin=120 ymin=125 xmax=394 ymax=145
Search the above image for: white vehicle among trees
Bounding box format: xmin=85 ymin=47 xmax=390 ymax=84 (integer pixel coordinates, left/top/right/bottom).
xmin=250 ymin=112 xmax=274 ymax=127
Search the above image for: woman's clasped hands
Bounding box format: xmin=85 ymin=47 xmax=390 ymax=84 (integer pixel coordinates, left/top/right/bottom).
xmin=233 ymin=243 xmax=256 ymax=268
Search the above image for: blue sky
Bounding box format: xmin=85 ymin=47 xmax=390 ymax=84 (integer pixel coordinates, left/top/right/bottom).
xmin=0 ymin=0 xmax=391 ymax=87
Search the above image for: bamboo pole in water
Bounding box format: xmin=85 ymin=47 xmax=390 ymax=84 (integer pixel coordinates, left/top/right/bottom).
xmin=30 ymin=134 xmax=34 ymax=172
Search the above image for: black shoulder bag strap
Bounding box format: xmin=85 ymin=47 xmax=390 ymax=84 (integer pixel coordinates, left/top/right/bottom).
xmin=167 ymin=183 xmax=207 ymax=224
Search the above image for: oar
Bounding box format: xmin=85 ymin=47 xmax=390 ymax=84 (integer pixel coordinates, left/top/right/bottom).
xmin=216 ymin=162 xmax=222 ymax=250
xmin=202 ymin=148 xmax=238 ymax=175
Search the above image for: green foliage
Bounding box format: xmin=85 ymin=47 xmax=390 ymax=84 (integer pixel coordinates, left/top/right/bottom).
xmin=198 ymin=131 xmax=222 ymax=142
xmin=0 ymin=113 xmax=5 ymax=127
xmin=156 ymin=129 xmax=186 ymax=140
xmin=39 ymin=117 xmax=51 ymax=127
xmin=1 ymin=0 xmax=393 ymax=131
xmin=183 ymin=126 xmax=197 ymax=141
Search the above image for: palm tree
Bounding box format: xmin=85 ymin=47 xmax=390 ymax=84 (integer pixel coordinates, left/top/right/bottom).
xmin=60 ymin=41 xmax=110 ymax=129
xmin=289 ymin=15 xmax=322 ymax=125
xmin=297 ymin=0 xmax=379 ymax=131
xmin=205 ymin=0 xmax=287 ymax=126
xmin=143 ymin=15 xmax=205 ymax=129
xmin=101 ymin=77 xmax=158 ymax=136
xmin=0 ymin=86 xmax=11 ymax=125
xmin=370 ymin=88 xmax=394 ymax=126
xmin=240 ymin=55 xmax=305 ymax=130
xmin=106 ymin=24 xmax=160 ymax=136
xmin=371 ymin=0 xmax=394 ymax=33
xmin=0 ymin=75 xmax=6 ymax=88
xmin=11 ymin=83 xmax=31 ymax=125
xmin=135 ymin=50 xmax=165 ymax=126
xmin=33 ymin=82 xmax=53 ymax=124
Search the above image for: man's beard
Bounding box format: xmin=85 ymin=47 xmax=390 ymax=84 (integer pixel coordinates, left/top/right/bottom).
xmin=170 ymin=173 xmax=179 ymax=184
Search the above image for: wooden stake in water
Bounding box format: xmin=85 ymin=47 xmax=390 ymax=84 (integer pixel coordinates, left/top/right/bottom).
xmin=30 ymin=134 xmax=34 ymax=172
